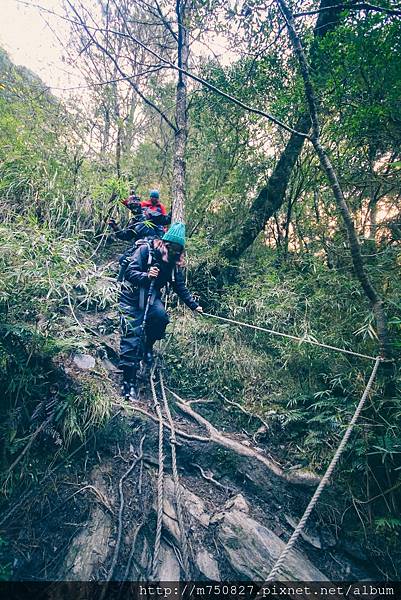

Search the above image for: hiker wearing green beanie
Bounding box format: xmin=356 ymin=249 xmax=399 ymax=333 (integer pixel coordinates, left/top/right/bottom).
xmin=119 ymin=222 xmax=203 ymax=401
xmin=162 ymin=222 xmax=186 ymax=247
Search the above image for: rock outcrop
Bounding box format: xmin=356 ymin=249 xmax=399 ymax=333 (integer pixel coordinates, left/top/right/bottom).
xmin=211 ymin=495 xmax=327 ymax=581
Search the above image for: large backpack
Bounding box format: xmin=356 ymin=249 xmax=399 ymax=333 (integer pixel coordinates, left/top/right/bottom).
xmin=117 ymin=239 xmax=154 ymax=282
xmin=117 ymin=239 xmax=177 ymax=307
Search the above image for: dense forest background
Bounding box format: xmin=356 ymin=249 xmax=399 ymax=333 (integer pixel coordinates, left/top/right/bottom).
xmin=0 ymin=0 xmax=400 ymax=581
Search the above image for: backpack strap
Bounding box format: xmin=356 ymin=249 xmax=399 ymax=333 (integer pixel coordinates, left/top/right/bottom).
xmin=165 ymin=265 xmax=176 ymax=299
xmin=136 ymin=240 xmax=156 ymax=309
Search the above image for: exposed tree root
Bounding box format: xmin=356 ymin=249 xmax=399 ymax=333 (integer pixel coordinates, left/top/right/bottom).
xmin=118 ymin=390 xmax=320 ymax=487
xmin=104 ymin=435 xmax=145 ymax=588
xmin=63 ymin=484 xmax=114 ymax=517
xmin=191 ymin=463 xmax=231 ymax=492
xmin=113 ymin=400 xmax=210 ymax=442
xmin=168 ymin=389 xmax=320 ymax=487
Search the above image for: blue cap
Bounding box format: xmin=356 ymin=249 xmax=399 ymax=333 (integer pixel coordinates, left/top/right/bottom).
xmin=150 ymin=189 xmax=160 ymax=199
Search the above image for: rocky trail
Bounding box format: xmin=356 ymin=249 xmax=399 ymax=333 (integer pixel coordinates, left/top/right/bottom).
xmin=1 ymin=254 xmax=380 ymax=583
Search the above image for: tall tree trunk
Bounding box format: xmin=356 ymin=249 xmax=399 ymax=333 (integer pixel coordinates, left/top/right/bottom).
xmin=116 ymin=122 xmax=122 ymax=179
xmin=121 ymin=95 xmax=137 ymax=156
xmin=276 ymin=0 xmax=391 ymax=359
xmin=172 ymin=0 xmax=189 ymax=224
xmin=366 ymin=148 xmax=379 ymax=244
xmin=113 ymin=80 xmax=122 ymax=178
xmin=101 ymin=106 xmax=110 ymax=154
xmin=369 ymin=198 xmax=378 ymax=241
xmin=219 ymin=0 xmax=348 ymax=261
xmin=283 ymin=195 xmax=295 ymax=260
xmin=220 ymin=113 xmax=310 ymax=259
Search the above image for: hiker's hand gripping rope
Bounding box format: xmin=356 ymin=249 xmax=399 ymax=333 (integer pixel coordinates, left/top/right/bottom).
xmin=108 ymin=217 xmax=118 ymax=231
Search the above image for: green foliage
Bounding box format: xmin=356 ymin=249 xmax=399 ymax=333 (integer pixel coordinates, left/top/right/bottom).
xmin=54 ymin=382 xmax=112 ymax=446
xmin=374 ymin=517 xmax=401 ymax=533
xmin=173 ymin=248 xmax=401 ymax=477
xmin=1 ymin=2 xmax=401 ymax=575
xmin=0 ymin=218 xmax=116 ymax=486
xmin=319 ymin=14 xmax=401 ymax=151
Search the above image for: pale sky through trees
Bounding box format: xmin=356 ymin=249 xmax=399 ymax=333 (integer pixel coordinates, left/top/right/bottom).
xmin=0 ymin=0 xmax=87 ymax=96
xmin=0 ymin=0 xmax=234 ymax=100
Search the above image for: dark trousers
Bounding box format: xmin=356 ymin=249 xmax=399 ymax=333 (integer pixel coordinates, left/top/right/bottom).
xmin=119 ymin=297 xmax=169 ymax=368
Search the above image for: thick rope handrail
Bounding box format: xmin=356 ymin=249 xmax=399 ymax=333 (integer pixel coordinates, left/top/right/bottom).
xmin=150 ymin=367 xmax=164 ymax=580
xmin=265 ymin=355 xmax=381 ymax=581
xmin=159 ymin=371 xmax=192 ymax=579
xmin=202 ymin=312 xmax=379 ymax=362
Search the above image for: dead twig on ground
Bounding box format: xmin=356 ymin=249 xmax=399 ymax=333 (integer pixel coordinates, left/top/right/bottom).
xmin=4 ymin=411 xmax=55 ymax=489
xmin=216 ymin=390 xmax=270 ymax=430
xmin=191 ymin=463 xmax=231 ymax=492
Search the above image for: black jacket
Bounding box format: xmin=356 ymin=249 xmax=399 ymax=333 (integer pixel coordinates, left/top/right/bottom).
xmin=115 ymin=210 xmax=169 ymax=242
xmin=114 ymin=216 xmax=141 ymax=241
xmin=122 ymin=243 xmax=199 ymax=310
xmin=115 ymin=216 xmax=163 ymax=241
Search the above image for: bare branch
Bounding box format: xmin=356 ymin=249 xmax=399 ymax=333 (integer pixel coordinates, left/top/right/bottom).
xmin=16 ymin=0 xmax=309 ymax=139
xmin=293 ymin=2 xmax=401 ymax=17
xmin=119 ymin=25 xmax=310 ymax=138
xmin=153 ymin=0 xmax=179 ymax=41
xmin=66 ymin=0 xmax=178 ymax=132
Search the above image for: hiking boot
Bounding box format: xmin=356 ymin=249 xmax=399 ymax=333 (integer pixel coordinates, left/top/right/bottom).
xmin=144 ymin=348 xmax=154 ymax=366
xmin=128 ymin=381 xmax=138 ymax=402
xmin=122 ymin=380 xmax=138 ymax=402
xmin=122 ymin=365 xmax=139 ymax=402
xmin=143 ymin=342 xmax=154 ymax=367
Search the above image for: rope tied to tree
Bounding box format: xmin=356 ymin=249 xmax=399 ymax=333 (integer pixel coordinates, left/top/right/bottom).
xmin=265 ymin=355 xmax=381 ymax=581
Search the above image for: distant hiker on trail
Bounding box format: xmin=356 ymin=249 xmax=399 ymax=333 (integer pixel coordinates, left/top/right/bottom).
xmin=118 ymin=222 xmax=203 ymax=401
xmin=108 ymin=189 xmax=173 ymax=282
xmin=122 ymin=189 xmax=142 ymax=210
xmin=108 ymin=189 xmax=171 ymax=242
xmin=108 ymin=190 xmax=143 ymax=242
xmin=141 ymin=189 xmax=171 ymax=232
xmin=141 ymin=189 xmax=168 ymax=215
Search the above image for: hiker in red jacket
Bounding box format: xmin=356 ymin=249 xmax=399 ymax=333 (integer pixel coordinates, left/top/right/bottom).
xmin=109 ymin=189 xmax=170 ymax=241
xmin=141 ymin=190 xmax=171 ymax=230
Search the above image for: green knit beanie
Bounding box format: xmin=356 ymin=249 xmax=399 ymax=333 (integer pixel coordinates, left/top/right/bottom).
xmin=162 ymin=222 xmax=186 ymax=248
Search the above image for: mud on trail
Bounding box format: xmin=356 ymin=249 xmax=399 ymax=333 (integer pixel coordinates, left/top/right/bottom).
xmin=0 ymin=252 xmax=381 ymax=582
